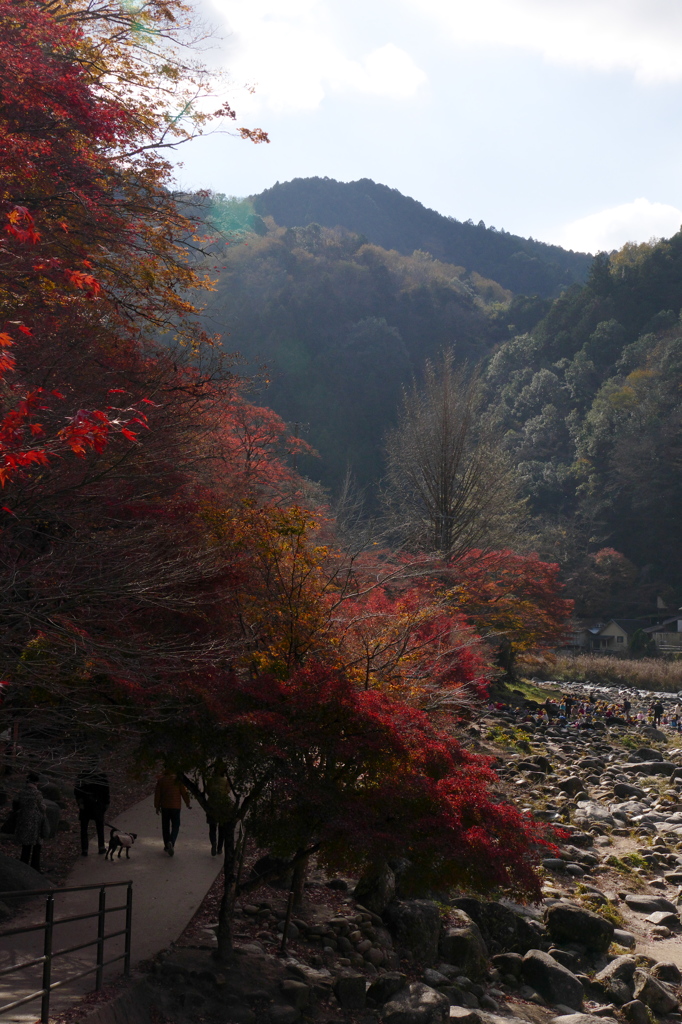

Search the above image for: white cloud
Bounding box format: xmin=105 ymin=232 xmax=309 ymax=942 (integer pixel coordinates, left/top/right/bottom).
xmin=410 ymin=0 xmax=682 ymax=83
xmin=206 ymin=0 xmax=426 ymax=112
xmin=556 ymin=198 xmax=682 ymax=253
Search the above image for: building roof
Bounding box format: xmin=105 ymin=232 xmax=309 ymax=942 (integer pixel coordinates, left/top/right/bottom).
xmin=598 ymin=618 xmax=648 ymax=636
xmin=644 ymin=616 xmax=682 ymax=634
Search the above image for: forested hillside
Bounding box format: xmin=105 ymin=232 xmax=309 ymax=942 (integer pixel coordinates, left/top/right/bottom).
xmin=484 ymin=236 xmax=682 ymax=612
xmin=252 ymin=177 xmax=593 ymax=297
xmin=204 ymin=219 xmax=511 ymax=490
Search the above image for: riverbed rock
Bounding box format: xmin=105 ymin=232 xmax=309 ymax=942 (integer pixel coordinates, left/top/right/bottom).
xmin=381 ymin=983 xmax=449 ymax=1024
xmin=368 ymin=973 xmax=408 ymax=1005
xmin=624 ymin=894 xmax=677 ymax=914
xmin=333 ymin=974 xmax=367 ymax=1010
xmin=438 ymin=910 xmax=488 ymax=980
xmin=620 ymin=1000 xmax=649 ymax=1024
xmin=545 ymin=904 xmax=614 ymax=954
xmin=384 ymin=900 xmax=442 ymax=962
xmin=613 ymin=783 xmax=646 ymax=799
xmin=632 ymin=971 xmax=678 ymax=1014
xmin=552 ymin=1016 xmax=617 ymax=1024
xmin=520 ymin=950 xmax=583 ymax=1010
xmin=355 ymin=861 xmax=396 ymax=915
xmin=0 ymin=853 xmax=52 ymax=895
xmin=650 ymin=961 xmax=682 ymax=984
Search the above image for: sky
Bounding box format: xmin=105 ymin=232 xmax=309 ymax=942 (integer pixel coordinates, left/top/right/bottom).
xmin=172 ymin=0 xmax=682 ymax=255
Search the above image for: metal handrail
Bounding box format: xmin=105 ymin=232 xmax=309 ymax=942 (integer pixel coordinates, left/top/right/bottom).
xmin=0 ymin=880 xmax=132 ymax=1022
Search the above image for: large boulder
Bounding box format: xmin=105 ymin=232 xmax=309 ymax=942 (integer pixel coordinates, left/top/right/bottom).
xmin=633 ymin=971 xmax=678 ymax=1015
xmin=0 ymin=852 xmax=51 ymax=895
xmin=368 ymin=974 xmax=408 ymax=1006
xmin=449 ymin=897 xmax=544 ymax=955
xmin=383 ymin=901 xmax=442 ymax=963
xmin=651 ymin=962 xmax=682 ymax=985
xmin=355 ymin=861 xmax=396 ymax=915
xmin=613 ymin=783 xmax=646 ymax=799
xmin=574 ymin=801 xmax=616 ymax=827
xmin=623 ymin=761 xmax=676 ymax=776
xmin=381 ymin=983 xmax=449 ymax=1024
xmin=593 ymin=956 xmax=637 ymax=1005
xmin=624 ymin=894 xmax=677 ymax=914
xmin=333 ymin=975 xmax=366 ymax=1010
xmin=553 ymin=1016 xmax=618 ymax=1024
xmin=545 ymin=903 xmax=614 ymax=954
xmin=438 ymin=910 xmax=488 ymax=980
xmin=521 ymin=950 xmax=584 ymax=1010
xmin=557 ymin=777 xmax=585 ymax=796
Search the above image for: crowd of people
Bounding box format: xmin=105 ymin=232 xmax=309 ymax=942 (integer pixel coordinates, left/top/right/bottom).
xmin=491 ymin=690 xmax=682 ymax=733
xmin=5 ymin=764 xmax=231 ymax=873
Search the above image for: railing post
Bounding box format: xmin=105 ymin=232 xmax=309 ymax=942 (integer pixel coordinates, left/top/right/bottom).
xmin=95 ymin=886 xmax=106 ymax=990
xmin=123 ymin=882 xmax=133 ymax=976
xmin=40 ymin=893 xmax=54 ymax=1024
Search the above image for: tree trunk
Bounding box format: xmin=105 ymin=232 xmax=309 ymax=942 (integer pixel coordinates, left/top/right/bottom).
xmin=216 ymin=819 xmax=238 ymax=962
xmin=292 ymin=851 xmax=309 ymax=909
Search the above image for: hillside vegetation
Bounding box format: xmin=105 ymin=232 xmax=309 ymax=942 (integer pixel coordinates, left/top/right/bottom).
xmin=204 ymin=219 xmax=510 ymax=491
xmin=252 ymin=176 xmax=593 ymax=298
xmin=485 ymin=235 xmax=682 ymax=610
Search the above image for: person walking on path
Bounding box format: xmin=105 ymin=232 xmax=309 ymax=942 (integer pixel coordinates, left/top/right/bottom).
xmin=653 ymin=700 xmax=664 ymax=728
xmin=15 ymin=772 xmax=47 ymax=872
xmin=154 ymin=768 xmax=191 ymax=856
xmin=74 ymin=763 xmax=110 ymax=856
xmin=204 ymin=764 xmax=232 ymax=857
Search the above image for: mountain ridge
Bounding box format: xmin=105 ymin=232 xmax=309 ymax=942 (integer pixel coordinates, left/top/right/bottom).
xmin=252 ymin=176 xmax=593 ymax=298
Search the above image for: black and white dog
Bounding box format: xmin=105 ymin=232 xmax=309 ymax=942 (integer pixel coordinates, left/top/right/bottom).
xmin=104 ymin=825 xmax=138 ymax=860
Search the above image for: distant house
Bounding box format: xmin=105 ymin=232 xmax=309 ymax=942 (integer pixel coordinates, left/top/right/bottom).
xmin=644 ymin=616 xmax=682 ymax=653
xmin=595 ymin=619 xmax=648 ymax=651
xmin=568 ymin=622 xmax=603 ymax=650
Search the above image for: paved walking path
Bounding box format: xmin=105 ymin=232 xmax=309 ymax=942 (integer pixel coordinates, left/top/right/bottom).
xmin=0 ymin=794 xmax=223 ymax=1022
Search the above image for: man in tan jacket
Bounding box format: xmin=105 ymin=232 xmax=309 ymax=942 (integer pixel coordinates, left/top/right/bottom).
xmin=154 ymin=768 xmax=191 ymax=856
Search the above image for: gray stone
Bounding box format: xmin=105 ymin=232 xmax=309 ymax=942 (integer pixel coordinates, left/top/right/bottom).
xmin=424 ymin=969 xmax=452 ymax=988
xmin=521 ymin=950 xmax=583 ymax=1011
xmin=355 ymin=861 xmax=397 ymax=915
xmin=553 ymin=1016 xmax=617 ymax=1024
xmin=594 ymin=957 xmax=636 ymax=986
xmin=633 ymin=747 xmax=663 ymax=761
xmin=225 ymin=1007 xmax=256 ymax=1024
xmin=558 ymin=778 xmax=585 ymax=796
xmin=448 ymin=1009 xmax=479 ymax=1024
xmin=651 ymin=961 xmax=682 ymax=984
xmin=439 ymin=912 xmax=488 ymax=980
xmin=621 ymin=1000 xmax=649 ymax=1024
xmin=545 ymin=904 xmax=614 ymax=954
xmin=646 ymin=911 xmax=679 ymax=926
xmin=384 ymin=901 xmax=442 ymax=962
xmin=279 ymin=980 xmax=310 ymax=1010
xmin=624 ymin=761 xmax=676 ymax=776
xmin=269 ymin=1007 xmax=299 ymax=1024
xmin=333 ymin=974 xmax=367 ymax=1010
xmin=612 ymin=929 xmax=636 ymax=949
xmin=491 ymin=953 xmax=523 ymax=978
xmin=382 ymin=983 xmax=450 ymax=1024
xmin=633 ymin=971 xmax=678 ymax=1014
xmin=0 ymin=853 xmax=52 ymax=895
xmin=624 ymin=894 xmax=677 ymax=914
xmin=614 ymin=784 xmax=646 ymax=799
xmin=368 ymin=973 xmax=408 ymax=1006
xmin=550 ymin=950 xmax=578 ymax=972
xmin=574 ymin=801 xmax=616 ymax=827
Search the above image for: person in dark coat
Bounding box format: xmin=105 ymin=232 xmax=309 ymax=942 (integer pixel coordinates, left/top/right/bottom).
xmin=15 ymin=772 xmax=46 ymax=871
xmin=74 ymin=765 xmax=110 ymax=855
